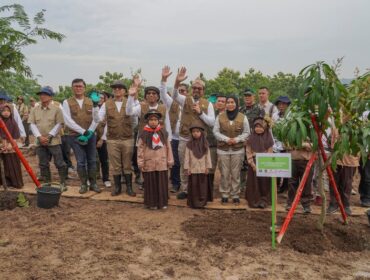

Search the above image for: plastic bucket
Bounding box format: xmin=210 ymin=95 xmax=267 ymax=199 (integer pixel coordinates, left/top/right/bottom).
xmin=36 ymin=185 xmax=62 ymax=209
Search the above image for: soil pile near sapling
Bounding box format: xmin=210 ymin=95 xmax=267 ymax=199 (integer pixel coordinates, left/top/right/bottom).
xmin=0 ymin=191 xmax=19 ymax=211
xmin=182 ymin=211 xmax=370 ymax=255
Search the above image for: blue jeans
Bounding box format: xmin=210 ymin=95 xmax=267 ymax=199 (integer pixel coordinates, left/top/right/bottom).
xmin=69 ymin=134 xmax=97 ymax=171
xmin=171 ymin=139 xmax=181 ymax=187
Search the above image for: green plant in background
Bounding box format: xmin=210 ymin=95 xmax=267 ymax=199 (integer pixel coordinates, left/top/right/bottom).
xmin=0 ymin=4 xmax=65 ymax=77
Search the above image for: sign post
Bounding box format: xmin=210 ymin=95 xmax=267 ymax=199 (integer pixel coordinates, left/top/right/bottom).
xmin=256 ymin=153 xmax=291 ymax=249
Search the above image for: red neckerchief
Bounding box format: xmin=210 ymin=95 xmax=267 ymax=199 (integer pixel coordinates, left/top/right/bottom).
xmin=143 ymin=124 xmax=163 ymax=148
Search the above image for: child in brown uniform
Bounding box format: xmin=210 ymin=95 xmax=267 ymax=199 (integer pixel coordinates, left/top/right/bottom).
xmin=184 ymin=123 xmax=212 ymax=208
xmin=137 ymin=110 xmax=174 ymax=210
xmin=0 ymin=104 xmax=23 ymax=188
xmin=245 ymin=117 xmax=274 ymax=208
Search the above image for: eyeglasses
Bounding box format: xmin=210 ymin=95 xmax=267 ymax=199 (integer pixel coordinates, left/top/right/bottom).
xmin=178 ymin=89 xmax=186 ymax=93
xmin=192 ymin=86 xmax=203 ymax=91
xmin=147 ymin=92 xmax=158 ymax=95
xmin=73 ymin=85 xmax=85 ymax=88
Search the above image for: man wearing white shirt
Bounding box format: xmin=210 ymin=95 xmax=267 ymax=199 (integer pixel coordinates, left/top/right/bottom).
xmin=258 ymin=87 xmax=278 ymax=118
xmin=162 ymin=67 xmax=215 ymax=200
xmin=62 ymin=78 xmax=100 ymax=194
xmin=93 ymin=80 xmax=136 ymax=197
xmin=359 ymin=110 xmax=370 ymax=207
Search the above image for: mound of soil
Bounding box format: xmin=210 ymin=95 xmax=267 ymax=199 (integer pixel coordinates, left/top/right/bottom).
xmin=0 ymin=191 xmax=19 ymax=211
xmin=182 ymin=211 xmax=370 ymax=255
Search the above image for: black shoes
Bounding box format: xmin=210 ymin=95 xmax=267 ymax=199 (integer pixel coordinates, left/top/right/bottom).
xmin=221 ymin=197 xmax=228 ymax=204
xmin=327 ymin=205 xmax=339 ymax=214
xmin=233 ymin=198 xmax=240 ymax=205
xmin=177 ymin=192 xmax=187 ymax=199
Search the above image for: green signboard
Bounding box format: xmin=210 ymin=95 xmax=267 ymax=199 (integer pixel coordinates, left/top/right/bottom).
xmin=256 ymin=153 xmax=291 ymax=178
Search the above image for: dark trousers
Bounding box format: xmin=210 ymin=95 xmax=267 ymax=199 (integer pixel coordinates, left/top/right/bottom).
xmin=171 ymin=139 xmax=181 ymax=187
xmin=97 ymin=141 xmax=109 ymax=182
xmin=37 ymin=145 xmax=66 ymax=170
xmin=330 ymin=165 xmax=356 ymax=208
xmin=287 ymin=160 xmax=314 ymax=207
xmin=23 ymin=121 xmax=30 ymax=146
xmin=61 ymin=135 xmax=73 ymax=168
xmin=359 ymin=159 xmax=370 ymax=204
xmin=69 ymin=134 xmax=97 ymax=171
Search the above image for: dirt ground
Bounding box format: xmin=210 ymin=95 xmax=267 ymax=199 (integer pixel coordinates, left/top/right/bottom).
xmin=0 ymin=146 xmax=370 ymax=280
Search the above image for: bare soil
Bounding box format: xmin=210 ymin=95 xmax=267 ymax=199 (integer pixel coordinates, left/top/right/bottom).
xmin=0 ymin=146 xmax=369 ymax=279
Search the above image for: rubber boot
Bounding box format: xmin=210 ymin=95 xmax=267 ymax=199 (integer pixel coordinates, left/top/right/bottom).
xmin=111 ymin=175 xmax=122 ymax=196
xmin=40 ymin=167 xmax=51 ymax=186
xmin=77 ymin=168 xmax=88 ymax=194
xmin=125 ymin=174 xmax=136 ymax=197
xmin=135 ymin=170 xmax=143 ymax=185
xmin=88 ymin=169 xmax=101 ymax=193
xmin=58 ymin=166 xmax=68 ymax=192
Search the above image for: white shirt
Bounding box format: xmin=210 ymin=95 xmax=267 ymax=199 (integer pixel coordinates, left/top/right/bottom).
xmin=62 ymin=98 xmax=98 ymax=135
xmin=159 ymin=83 xmax=181 ymax=140
xmin=10 ymin=104 xmax=26 ymax=137
xmin=260 ymin=101 xmax=278 ymax=118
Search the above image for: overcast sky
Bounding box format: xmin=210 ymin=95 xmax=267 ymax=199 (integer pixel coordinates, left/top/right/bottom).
xmin=10 ymin=0 xmax=370 ymax=89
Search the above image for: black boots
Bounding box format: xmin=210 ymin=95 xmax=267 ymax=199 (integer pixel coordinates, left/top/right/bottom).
xmin=112 ymin=175 xmax=122 ymax=196
xmin=88 ymin=169 xmax=101 ymax=193
xmin=40 ymin=168 xmax=51 ymax=186
xmin=77 ymin=168 xmax=88 ymax=194
xmin=135 ymin=170 xmax=143 ymax=185
xmin=125 ymin=174 xmax=136 ymax=197
xmin=58 ymin=166 xmax=68 ymax=192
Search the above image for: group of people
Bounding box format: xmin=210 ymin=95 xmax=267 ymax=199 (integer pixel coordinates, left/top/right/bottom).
xmin=0 ymin=66 xmax=369 ymax=214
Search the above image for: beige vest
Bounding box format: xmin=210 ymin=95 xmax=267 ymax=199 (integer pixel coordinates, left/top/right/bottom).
xmin=105 ymin=98 xmax=133 ymax=140
xmin=138 ymin=102 xmax=167 ymax=133
xmin=67 ymin=97 xmax=93 ymax=135
xmin=179 ymin=96 xmax=209 ymax=138
xmin=217 ymin=112 xmax=245 ymax=151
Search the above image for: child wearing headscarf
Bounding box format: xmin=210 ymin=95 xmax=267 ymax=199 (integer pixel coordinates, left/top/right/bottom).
xmin=245 ymin=117 xmax=274 ymax=208
xmin=137 ymin=109 xmax=174 ymax=210
xmin=0 ymin=104 xmax=23 ymax=188
xmin=213 ymin=95 xmax=250 ymax=205
xmin=184 ymin=122 xmax=212 ymax=208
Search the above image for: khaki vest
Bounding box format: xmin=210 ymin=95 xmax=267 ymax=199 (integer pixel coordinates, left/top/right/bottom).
xmin=139 ymin=102 xmax=167 ymax=133
xmin=105 ymin=98 xmax=133 ymax=140
xmin=67 ymin=97 xmax=93 ymax=135
xmin=217 ymin=112 xmax=245 ymax=151
xmin=169 ymin=102 xmax=180 ymax=132
xmin=179 ymin=96 xmax=209 ymax=138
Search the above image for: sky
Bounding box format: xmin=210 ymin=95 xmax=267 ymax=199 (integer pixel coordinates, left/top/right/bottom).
xmin=7 ymin=0 xmax=370 ymax=90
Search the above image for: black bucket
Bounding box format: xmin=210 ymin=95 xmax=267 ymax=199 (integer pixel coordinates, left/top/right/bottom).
xmin=36 ymin=185 xmax=62 ymax=209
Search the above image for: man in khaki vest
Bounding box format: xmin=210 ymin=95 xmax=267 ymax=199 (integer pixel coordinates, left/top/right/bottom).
xmin=93 ymin=80 xmax=136 ymax=196
xmin=28 ymin=86 xmax=67 ymax=191
xmin=161 ymin=67 xmax=215 ymax=199
xmin=16 ymin=96 xmax=30 ymax=147
xmin=62 ymin=78 xmax=100 ymax=194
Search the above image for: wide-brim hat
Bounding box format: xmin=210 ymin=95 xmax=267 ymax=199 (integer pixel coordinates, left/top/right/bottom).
xmin=275 ymin=95 xmax=291 ymax=105
xmin=144 ymin=109 xmax=162 ymax=120
xmin=110 ymin=80 xmax=128 ymax=91
xmin=37 ymin=86 xmax=54 ymax=96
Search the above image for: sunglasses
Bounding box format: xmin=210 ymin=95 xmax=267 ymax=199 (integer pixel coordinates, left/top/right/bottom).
xmin=178 ymin=89 xmax=186 ymax=93
xmin=112 ymin=87 xmax=124 ymax=90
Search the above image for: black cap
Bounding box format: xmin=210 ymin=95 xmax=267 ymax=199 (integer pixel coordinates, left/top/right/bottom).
xmin=144 ymin=86 xmax=160 ymax=96
xmin=110 ymin=80 xmax=128 ymax=90
xmin=274 ymin=96 xmax=291 ymax=105
xmin=144 ymin=109 xmax=162 ymax=120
